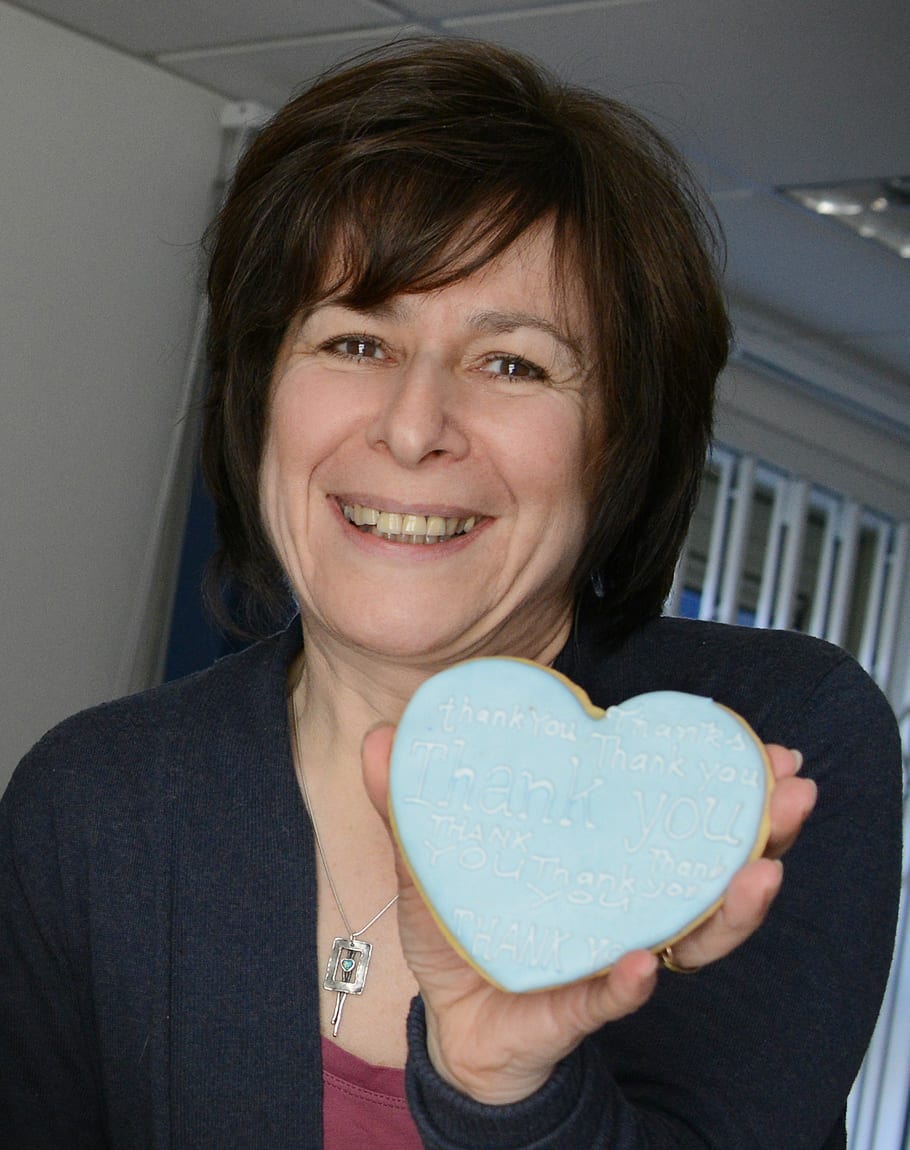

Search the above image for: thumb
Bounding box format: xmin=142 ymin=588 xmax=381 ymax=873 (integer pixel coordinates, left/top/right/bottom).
xmin=361 ymin=723 xmax=427 ymax=904
xmin=361 ymin=722 xmax=397 ymax=830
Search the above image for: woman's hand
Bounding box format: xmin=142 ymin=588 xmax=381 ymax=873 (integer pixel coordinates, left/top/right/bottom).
xmin=655 ymin=747 xmax=815 ymax=972
xmin=362 ymin=730 xmax=815 ymax=1105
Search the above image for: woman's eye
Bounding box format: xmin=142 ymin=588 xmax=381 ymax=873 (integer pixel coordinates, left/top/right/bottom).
xmin=484 ymin=355 xmax=546 ymax=381
xmin=327 ymin=335 xmax=386 ymax=361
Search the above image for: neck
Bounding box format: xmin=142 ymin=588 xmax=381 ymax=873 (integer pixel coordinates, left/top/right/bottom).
xmin=290 ymin=612 xmax=573 ymax=781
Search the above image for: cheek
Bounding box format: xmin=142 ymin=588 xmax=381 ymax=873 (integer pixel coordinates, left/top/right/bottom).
xmin=256 ymin=383 xmax=314 ymax=550
xmin=534 ymin=406 xmax=590 ymax=505
xmin=260 ymin=372 xmax=344 ymax=491
xmin=258 ymin=369 xmax=374 ymax=558
xmin=544 ymin=414 xmax=594 ymax=571
xmin=257 ymin=430 xmax=290 ymax=563
xmin=493 ymin=403 xmax=590 ymax=558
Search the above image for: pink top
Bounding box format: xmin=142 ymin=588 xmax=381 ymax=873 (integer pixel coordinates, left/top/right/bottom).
xmin=321 ymin=1037 xmax=424 ymax=1148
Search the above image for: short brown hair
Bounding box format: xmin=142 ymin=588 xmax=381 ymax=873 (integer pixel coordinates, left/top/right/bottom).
xmin=202 ymin=37 xmax=729 ymax=642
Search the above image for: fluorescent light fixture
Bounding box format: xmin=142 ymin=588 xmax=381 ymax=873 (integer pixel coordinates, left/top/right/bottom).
xmin=781 ymin=176 xmax=910 ymax=259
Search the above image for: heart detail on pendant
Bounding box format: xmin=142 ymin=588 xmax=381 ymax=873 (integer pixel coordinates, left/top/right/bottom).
xmin=390 ymin=658 xmax=772 ymax=993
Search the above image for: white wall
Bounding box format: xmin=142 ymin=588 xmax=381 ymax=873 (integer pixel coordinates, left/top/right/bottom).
xmin=0 ymin=3 xmax=224 ymax=790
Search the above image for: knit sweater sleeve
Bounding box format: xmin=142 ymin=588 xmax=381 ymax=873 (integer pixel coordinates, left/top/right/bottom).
xmin=404 ymin=650 xmax=903 ymax=1150
xmin=0 ymin=736 xmax=108 ymax=1148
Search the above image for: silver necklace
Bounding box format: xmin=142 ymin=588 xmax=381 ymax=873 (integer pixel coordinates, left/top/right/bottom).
xmin=291 ymin=682 xmax=399 ymax=1037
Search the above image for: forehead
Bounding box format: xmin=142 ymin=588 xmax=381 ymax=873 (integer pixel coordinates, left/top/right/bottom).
xmin=323 ymin=216 xmax=591 ymax=347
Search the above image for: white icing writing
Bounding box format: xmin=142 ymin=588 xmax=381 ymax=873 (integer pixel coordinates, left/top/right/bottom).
xmin=438 ymin=695 xmax=577 ymax=742
xmin=397 ymin=684 xmax=765 ymax=976
xmin=623 ymin=790 xmax=744 ymax=854
xmin=452 ymin=909 xmax=569 ymax=970
xmin=405 ymin=740 xmax=602 ymax=828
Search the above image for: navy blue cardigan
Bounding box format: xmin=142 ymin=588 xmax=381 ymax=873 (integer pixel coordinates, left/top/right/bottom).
xmin=1 ymin=616 xmax=902 ymax=1148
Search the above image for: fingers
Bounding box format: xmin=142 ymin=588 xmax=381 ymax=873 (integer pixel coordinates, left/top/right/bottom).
xmin=665 ymin=855 xmax=784 ymax=970
xmin=713 ymin=856 xmax=784 ymax=936
xmin=582 ymin=949 xmax=659 ymax=1025
xmin=766 ymin=744 xmax=803 ymax=780
xmin=360 ymin=723 xmax=396 ymax=827
xmin=360 ymin=723 xmax=423 ymax=900
xmin=665 ymin=746 xmax=813 ymax=971
xmin=766 ymin=775 xmax=817 ymax=858
xmin=763 ymin=746 xmax=817 ymax=860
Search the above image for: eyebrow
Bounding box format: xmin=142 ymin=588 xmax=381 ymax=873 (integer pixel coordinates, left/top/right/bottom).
xmin=465 ymin=309 xmax=587 ymax=369
xmin=319 ymin=300 xmax=587 ymax=370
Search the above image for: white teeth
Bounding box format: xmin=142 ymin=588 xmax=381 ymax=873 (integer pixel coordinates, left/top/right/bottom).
xmin=341 ymin=502 xmax=481 ymax=544
xmin=377 ymin=511 xmax=402 ymax=535
xmin=402 ymin=513 xmax=427 ymax=536
xmin=354 ymin=505 xmax=378 ymax=526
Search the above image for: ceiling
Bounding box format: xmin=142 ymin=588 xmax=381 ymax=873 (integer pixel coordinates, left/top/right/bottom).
xmin=10 ymin=0 xmax=910 ymax=421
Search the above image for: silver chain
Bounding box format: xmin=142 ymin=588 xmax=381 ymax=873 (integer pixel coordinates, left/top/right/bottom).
xmin=290 ymin=678 xmax=399 ymax=940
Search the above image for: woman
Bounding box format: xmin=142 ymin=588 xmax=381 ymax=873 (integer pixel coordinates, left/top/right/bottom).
xmin=1 ymin=38 xmax=901 ymax=1149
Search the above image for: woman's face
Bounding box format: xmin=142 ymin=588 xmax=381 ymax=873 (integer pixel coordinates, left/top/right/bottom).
xmin=259 ymin=221 xmax=600 ymax=668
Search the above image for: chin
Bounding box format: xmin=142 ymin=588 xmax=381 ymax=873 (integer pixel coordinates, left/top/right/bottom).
xmin=300 ymin=566 xmax=576 ymax=667
xmin=329 ymin=593 xmax=570 ymax=668
xmin=338 ymin=613 xmax=480 ymax=665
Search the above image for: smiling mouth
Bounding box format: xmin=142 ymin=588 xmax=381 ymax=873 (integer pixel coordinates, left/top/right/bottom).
xmin=341 ymin=502 xmax=482 ymax=544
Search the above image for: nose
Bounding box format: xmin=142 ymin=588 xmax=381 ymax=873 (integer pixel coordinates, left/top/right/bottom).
xmin=366 ymin=357 xmax=469 ymax=467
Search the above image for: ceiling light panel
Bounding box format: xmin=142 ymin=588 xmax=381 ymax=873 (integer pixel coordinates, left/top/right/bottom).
xmin=783 ymin=177 xmax=910 ymax=260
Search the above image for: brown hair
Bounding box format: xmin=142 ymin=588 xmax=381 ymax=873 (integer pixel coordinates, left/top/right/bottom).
xmin=202 ymin=37 xmax=729 ymax=642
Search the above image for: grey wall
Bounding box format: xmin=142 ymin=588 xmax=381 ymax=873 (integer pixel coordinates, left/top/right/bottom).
xmin=0 ymin=2 xmax=224 ymax=790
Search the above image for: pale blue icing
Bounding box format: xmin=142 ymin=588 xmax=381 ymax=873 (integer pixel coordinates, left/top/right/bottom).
xmin=390 ymin=658 xmax=769 ymax=993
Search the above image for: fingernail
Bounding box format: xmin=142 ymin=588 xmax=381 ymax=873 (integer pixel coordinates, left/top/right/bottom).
xmin=789 ymin=748 xmax=804 ymax=773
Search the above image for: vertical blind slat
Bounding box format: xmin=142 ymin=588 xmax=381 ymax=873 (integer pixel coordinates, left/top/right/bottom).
xmin=699 ymin=451 xmax=734 ymax=621
xmin=827 ymin=500 xmax=862 ymax=647
xmin=875 ymin=523 xmax=909 ymax=690
xmin=717 ymin=455 xmax=756 ymax=624
xmin=858 ymin=522 xmax=892 ymax=677
xmin=755 ymin=475 xmax=786 ymax=629
xmin=808 ymin=498 xmax=841 ymax=638
xmin=772 ymin=480 xmax=809 ymax=631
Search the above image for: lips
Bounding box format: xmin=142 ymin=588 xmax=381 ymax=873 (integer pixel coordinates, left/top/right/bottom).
xmin=341 ymin=502 xmax=482 ymax=544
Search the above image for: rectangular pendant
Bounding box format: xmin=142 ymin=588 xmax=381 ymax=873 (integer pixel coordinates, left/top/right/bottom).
xmin=323 ymin=937 xmax=371 ymax=995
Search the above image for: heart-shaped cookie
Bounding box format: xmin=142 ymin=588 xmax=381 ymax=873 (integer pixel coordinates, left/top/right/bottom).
xmin=390 ymin=658 xmax=772 ymax=992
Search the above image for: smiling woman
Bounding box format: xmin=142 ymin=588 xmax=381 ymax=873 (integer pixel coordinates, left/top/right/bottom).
xmin=0 ymin=36 xmax=902 ymax=1150
xmin=259 ymin=222 xmax=592 ymax=665
xmin=203 ymin=38 xmax=727 ymax=647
